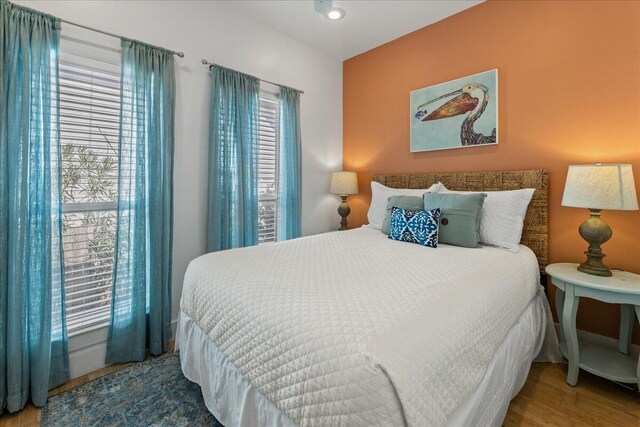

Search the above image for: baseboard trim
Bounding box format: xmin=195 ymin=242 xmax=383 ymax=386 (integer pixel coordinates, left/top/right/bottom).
xmin=68 ymin=318 xmax=178 ymax=379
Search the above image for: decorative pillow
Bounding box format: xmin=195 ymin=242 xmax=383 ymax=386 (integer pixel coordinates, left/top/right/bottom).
xmin=367 ymin=181 xmax=443 ymax=230
xmin=381 ymin=195 xmax=424 ymax=235
xmin=388 ymin=207 xmax=441 ymax=248
xmin=439 ymin=186 xmax=535 ymax=252
xmin=423 ymin=193 xmax=486 ymax=248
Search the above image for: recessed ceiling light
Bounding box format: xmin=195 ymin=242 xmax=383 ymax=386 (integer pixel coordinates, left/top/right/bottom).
xmin=325 ymin=7 xmax=345 ymax=20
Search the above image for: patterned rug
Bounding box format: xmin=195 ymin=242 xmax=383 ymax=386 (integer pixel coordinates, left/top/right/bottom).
xmin=42 ymin=352 xmax=223 ymax=426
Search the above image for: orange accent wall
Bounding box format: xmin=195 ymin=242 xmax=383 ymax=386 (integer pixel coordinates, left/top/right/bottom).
xmin=343 ymin=1 xmax=640 ymax=342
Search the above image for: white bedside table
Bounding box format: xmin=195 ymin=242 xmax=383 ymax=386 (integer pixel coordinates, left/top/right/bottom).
xmin=545 ymin=263 xmax=640 ymax=387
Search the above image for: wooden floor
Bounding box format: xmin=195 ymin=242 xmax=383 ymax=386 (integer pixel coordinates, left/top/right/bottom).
xmin=506 ymin=363 xmax=640 ymax=426
xmin=1 ymin=362 xmax=638 ymax=426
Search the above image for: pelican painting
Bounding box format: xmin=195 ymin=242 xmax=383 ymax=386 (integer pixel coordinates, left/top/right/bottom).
xmin=410 ymin=69 xmax=498 ymax=152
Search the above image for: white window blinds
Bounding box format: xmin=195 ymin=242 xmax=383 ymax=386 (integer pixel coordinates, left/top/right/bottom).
xmin=258 ymin=92 xmax=280 ymax=244
xmin=59 ymin=30 xmax=122 ymax=334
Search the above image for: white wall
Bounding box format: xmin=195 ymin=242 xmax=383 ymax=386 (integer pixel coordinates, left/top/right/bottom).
xmin=18 ymin=0 xmax=343 ymax=377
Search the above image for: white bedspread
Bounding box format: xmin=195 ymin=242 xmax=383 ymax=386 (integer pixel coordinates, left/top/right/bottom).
xmin=180 ymin=227 xmax=540 ymax=426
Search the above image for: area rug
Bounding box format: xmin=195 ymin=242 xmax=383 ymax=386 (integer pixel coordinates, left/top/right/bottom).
xmin=42 ymin=352 xmax=222 ymax=426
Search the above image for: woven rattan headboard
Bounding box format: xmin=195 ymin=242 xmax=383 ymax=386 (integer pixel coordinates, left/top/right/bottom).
xmin=373 ymin=169 xmax=549 ymax=270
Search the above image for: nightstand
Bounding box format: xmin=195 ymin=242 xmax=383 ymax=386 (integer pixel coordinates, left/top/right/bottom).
xmin=546 ymin=263 xmax=640 ymax=388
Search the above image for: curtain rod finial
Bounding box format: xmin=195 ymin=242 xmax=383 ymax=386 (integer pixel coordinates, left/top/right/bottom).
xmin=176 ymin=52 xmax=185 ymax=58
xmin=201 ymin=59 xmax=209 ymax=65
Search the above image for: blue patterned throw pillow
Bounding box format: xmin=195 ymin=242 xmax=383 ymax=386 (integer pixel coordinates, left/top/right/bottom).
xmin=388 ymin=207 xmax=441 ymax=248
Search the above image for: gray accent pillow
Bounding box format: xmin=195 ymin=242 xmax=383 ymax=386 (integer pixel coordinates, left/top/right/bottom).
xmin=381 ymin=195 xmax=425 ymax=235
xmin=423 ymin=193 xmax=487 ymax=248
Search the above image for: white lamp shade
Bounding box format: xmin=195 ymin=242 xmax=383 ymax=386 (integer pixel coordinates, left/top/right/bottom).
xmin=330 ymin=171 xmax=358 ymax=195
xmin=561 ymin=164 xmax=638 ymax=210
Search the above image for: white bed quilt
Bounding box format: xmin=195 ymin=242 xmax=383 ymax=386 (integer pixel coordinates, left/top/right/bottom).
xmin=180 ymin=227 xmax=540 ymax=426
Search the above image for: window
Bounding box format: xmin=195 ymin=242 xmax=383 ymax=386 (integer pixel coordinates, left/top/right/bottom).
xmin=258 ymin=92 xmax=280 ymax=244
xmin=59 ymin=49 xmax=121 ymax=334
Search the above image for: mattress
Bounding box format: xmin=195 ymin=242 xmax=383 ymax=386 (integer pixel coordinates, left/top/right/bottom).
xmin=179 ymin=227 xmax=543 ymax=426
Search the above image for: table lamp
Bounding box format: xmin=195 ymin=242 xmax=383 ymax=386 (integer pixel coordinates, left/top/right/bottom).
xmin=330 ymin=171 xmax=358 ymax=230
xmin=561 ymin=164 xmax=638 ymax=277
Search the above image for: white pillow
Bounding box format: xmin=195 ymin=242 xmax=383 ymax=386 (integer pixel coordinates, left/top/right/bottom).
xmin=367 ymin=181 xmax=442 ymax=229
xmin=439 ymin=186 xmax=535 ymax=252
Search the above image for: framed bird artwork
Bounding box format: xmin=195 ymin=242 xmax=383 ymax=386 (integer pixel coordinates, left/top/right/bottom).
xmin=410 ymin=69 xmax=498 ymax=152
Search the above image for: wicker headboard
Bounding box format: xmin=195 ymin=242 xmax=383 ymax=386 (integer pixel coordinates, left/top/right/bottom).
xmin=373 ymin=169 xmax=549 ymax=270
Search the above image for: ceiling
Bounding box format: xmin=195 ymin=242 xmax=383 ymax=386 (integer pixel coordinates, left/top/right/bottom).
xmin=220 ymin=1 xmax=482 ymax=61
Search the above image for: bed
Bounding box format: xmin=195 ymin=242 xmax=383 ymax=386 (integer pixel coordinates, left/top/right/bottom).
xmin=177 ymin=169 xmax=560 ymax=427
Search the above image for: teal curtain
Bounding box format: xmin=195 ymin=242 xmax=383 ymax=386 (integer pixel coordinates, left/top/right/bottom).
xmin=278 ymin=87 xmax=302 ymax=240
xmin=207 ymin=65 xmax=260 ymax=251
xmin=0 ymin=0 xmax=69 ymax=411
xmin=106 ymin=39 xmax=175 ymax=364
